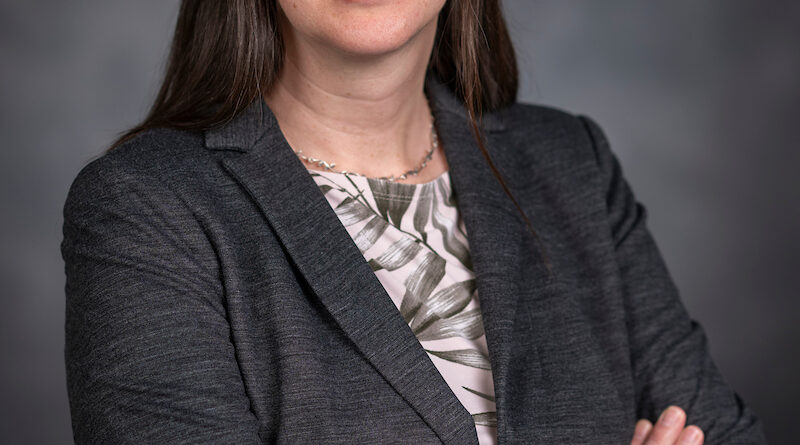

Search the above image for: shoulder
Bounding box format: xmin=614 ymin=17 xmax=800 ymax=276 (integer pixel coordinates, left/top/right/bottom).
xmin=496 ymin=101 xmax=604 ymax=152
xmin=497 ymin=100 xmax=584 ymax=128
xmin=66 ymin=127 xmax=217 ymax=197
xmin=63 ymin=127 xmax=218 ymax=219
xmin=486 ymin=101 xmax=612 ymax=185
xmin=71 ymin=127 xmax=211 ymax=186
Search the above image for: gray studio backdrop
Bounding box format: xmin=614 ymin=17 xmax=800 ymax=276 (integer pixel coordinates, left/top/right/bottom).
xmin=1 ymin=1 xmax=797 ymax=443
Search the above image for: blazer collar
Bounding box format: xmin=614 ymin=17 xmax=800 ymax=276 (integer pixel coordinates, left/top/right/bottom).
xmin=205 ymin=71 xmax=550 ymax=444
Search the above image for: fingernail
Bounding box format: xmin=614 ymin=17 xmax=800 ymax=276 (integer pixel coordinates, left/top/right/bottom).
xmin=680 ymin=427 xmax=702 ymax=444
xmin=634 ymin=421 xmax=652 ymax=439
xmin=659 ymin=406 xmax=682 ymax=427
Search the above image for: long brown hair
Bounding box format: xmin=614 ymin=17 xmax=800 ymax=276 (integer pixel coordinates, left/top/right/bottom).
xmin=108 ymin=0 xmax=550 ymax=271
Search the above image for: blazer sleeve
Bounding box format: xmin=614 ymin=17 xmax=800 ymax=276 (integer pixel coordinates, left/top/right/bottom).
xmin=578 ymin=116 xmax=768 ymax=444
xmin=60 ymin=158 xmax=263 ymax=444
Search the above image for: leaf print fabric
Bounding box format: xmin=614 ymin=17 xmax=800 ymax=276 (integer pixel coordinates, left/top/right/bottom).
xmin=307 ymin=167 xmax=497 ymax=445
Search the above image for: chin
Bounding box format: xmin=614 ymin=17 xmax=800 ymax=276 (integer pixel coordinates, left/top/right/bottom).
xmin=281 ymin=0 xmax=444 ymax=57
xmin=328 ymin=18 xmax=430 ymax=56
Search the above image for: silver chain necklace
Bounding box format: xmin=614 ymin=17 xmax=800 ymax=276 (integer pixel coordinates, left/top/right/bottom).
xmin=292 ymin=113 xmax=438 ymax=183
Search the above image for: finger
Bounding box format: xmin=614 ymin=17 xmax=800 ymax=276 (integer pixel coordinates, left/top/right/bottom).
xmin=644 ymin=406 xmax=686 ymax=444
xmin=630 ymin=419 xmax=653 ymax=445
xmin=676 ymin=425 xmax=704 ymax=445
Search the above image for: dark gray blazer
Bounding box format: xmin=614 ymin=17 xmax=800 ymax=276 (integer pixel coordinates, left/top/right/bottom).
xmin=61 ymin=73 xmax=767 ymax=444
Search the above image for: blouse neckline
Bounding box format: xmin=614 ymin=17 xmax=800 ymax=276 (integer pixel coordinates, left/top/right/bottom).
xmin=304 ymin=165 xmax=451 ymax=189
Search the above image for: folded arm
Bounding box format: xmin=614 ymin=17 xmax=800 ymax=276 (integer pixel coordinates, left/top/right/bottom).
xmin=580 ymin=115 xmax=767 ymax=445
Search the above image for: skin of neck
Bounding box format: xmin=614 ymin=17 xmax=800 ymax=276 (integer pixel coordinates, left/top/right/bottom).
xmin=263 ymin=10 xmax=447 ymax=183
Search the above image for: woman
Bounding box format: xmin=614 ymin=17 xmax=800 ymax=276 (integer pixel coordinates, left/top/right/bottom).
xmin=61 ymin=1 xmax=767 ymax=444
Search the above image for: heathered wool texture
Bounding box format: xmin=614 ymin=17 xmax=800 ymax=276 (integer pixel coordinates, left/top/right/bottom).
xmin=61 ymin=72 xmax=768 ymax=444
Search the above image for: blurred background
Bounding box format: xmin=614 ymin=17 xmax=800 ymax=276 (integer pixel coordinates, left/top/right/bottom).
xmin=1 ymin=1 xmax=797 ymax=443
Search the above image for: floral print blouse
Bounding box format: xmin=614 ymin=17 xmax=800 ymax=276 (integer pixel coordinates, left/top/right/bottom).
xmin=306 ymin=166 xmax=497 ymax=445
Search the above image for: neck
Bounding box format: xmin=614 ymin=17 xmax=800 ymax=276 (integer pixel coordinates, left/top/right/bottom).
xmin=263 ymin=18 xmax=447 ymax=183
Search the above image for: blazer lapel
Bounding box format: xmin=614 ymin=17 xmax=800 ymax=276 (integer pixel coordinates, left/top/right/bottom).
xmin=204 ymin=72 xmax=552 ymax=444
xmin=425 ymin=76 xmax=554 ymax=441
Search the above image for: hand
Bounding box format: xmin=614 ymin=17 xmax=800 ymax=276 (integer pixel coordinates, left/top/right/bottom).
xmin=629 ymin=406 xmax=705 ymax=445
